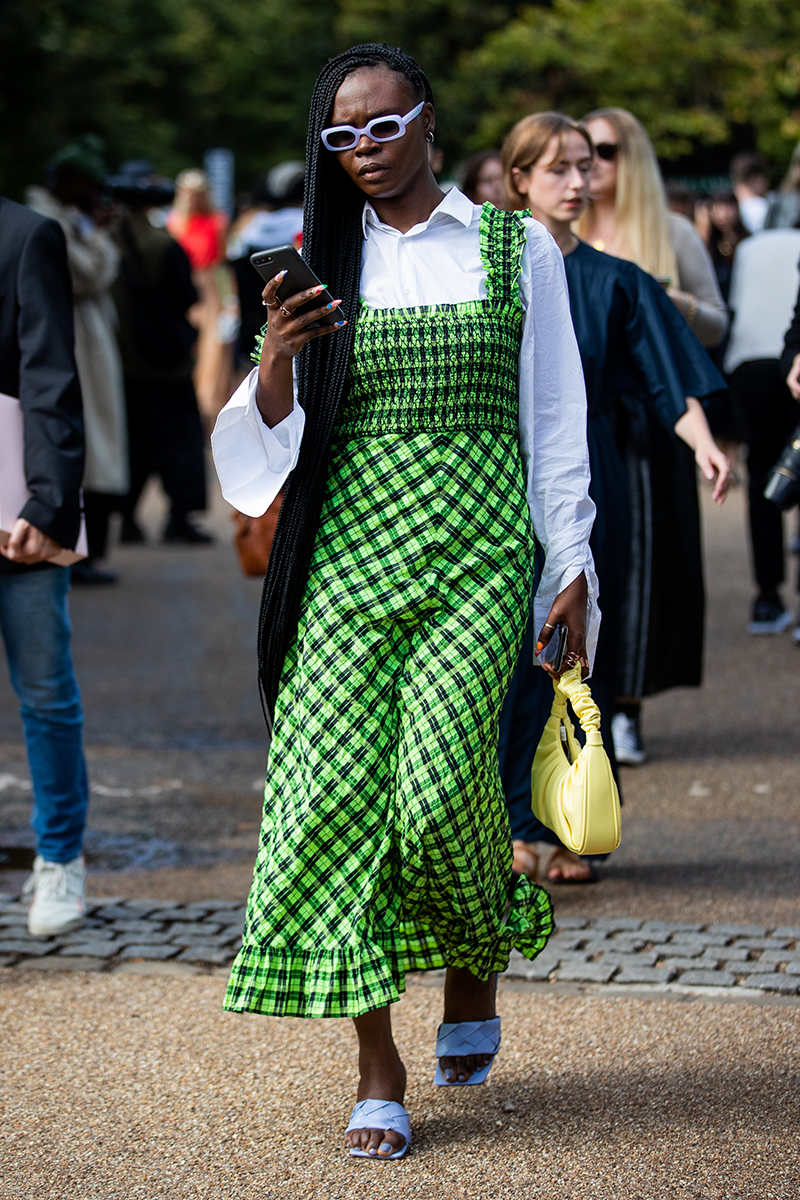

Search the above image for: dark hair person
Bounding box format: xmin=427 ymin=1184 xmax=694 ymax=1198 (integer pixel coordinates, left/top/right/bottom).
xmin=703 ymin=188 xmax=750 ymax=303
xmin=499 ymin=113 xmax=731 ymax=882
xmin=211 ymin=47 xmax=598 ymax=1159
xmin=729 ymin=150 xmax=769 ymax=233
xmin=460 ymin=149 xmax=506 ymax=207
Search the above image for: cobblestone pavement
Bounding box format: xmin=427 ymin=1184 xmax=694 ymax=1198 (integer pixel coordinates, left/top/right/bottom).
xmin=0 ymin=892 xmax=245 ymax=972
xmin=505 ymin=917 xmax=800 ymax=998
xmin=3 ymin=892 xmax=800 ymax=1003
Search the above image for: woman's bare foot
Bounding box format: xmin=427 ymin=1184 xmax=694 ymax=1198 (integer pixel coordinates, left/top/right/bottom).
xmin=512 ymin=840 xmax=539 ymax=881
xmin=344 ymin=1006 xmax=408 ymax=1158
xmin=439 ymin=966 xmax=497 ymax=1083
xmin=546 ymin=845 xmax=596 ymax=882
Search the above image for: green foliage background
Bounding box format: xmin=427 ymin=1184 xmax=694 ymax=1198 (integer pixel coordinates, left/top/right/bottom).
xmin=2 ymin=0 xmax=799 ymax=198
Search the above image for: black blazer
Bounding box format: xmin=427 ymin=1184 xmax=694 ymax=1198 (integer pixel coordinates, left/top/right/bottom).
xmin=0 ymin=197 xmax=84 ymax=572
xmin=780 ymin=278 xmax=800 ymax=383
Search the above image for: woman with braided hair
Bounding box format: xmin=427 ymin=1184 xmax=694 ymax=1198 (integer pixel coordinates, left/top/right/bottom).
xmin=211 ymin=44 xmax=598 ymax=1158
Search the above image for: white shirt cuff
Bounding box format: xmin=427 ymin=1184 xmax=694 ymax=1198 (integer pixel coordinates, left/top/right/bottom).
xmin=210 ymin=368 xmax=305 ymax=517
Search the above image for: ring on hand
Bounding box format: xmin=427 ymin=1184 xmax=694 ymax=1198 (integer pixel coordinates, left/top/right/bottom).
xmin=543 ymin=622 xmax=555 ymax=630
xmin=279 ymin=305 xmax=291 ymax=318
xmin=263 ymin=298 xmax=279 ymax=309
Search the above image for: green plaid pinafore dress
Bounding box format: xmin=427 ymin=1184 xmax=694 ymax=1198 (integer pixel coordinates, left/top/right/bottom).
xmin=225 ymin=205 xmax=554 ymax=1019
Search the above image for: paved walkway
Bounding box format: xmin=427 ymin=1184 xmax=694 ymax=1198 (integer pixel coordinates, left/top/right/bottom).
xmin=1 ymin=479 xmax=797 ymax=927
xmin=2 ymin=478 xmax=800 ymax=1196
xmin=0 ymin=480 xmax=797 ymax=923
xmin=3 ymin=894 xmax=800 ymax=1003
xmin=2 ymin=969 xmax=798 ymax=1199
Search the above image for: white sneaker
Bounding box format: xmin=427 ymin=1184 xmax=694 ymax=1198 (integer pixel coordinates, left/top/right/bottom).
xmin=23 ymin=855 xmax=86 ymax=936
xmin=747 ymin=599 xmax=792 ymax=635
xmin=612 ymin=712 xmax=647 ymax=766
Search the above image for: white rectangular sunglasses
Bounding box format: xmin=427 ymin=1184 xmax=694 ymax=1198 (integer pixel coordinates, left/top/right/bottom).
xmin=320 ymin=101 xmax=425 ymax=152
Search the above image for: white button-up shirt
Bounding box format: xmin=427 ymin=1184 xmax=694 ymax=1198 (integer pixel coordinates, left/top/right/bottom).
xmin=724 ymin=229 xmax=800 ymax=374
xmin=212 ymin=188 xmax=600 ymax=663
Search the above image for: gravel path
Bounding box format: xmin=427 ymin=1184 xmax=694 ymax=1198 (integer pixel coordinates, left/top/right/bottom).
xmin=2 ymin=971 xmax=798 ymax=1199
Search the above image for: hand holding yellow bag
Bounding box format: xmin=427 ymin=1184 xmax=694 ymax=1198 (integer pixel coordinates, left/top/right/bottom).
xmin=530 ymin=664 xmax=621 ymax=855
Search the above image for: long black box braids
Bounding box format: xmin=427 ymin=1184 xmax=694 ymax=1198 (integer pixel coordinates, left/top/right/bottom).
xmin=256 ymin=43 xmax=435 ymax=731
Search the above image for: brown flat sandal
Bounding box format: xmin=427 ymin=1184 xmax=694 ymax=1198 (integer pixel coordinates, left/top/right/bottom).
xmin=546 ymin=846 xmax=598 ymax=884
xmin=512 ymin=840 xmax=539 ymax=882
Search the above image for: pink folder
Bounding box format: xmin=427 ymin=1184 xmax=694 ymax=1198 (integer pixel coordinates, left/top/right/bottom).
xmin=0 ymin=392 xmax=87 ymax=566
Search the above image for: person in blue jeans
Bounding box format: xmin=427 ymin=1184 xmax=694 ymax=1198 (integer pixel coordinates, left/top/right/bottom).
xmin=0 ymin=194 xmax=88 ymax=936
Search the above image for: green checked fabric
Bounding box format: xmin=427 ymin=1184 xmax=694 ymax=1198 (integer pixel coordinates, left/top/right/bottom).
xmin=337 ymin=204 xmax=525 ymax=439
xmin=225 ymin=207 xmax=555 ymax=1020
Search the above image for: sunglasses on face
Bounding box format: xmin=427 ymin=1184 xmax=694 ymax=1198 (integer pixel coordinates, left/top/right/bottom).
xmin=320 ymin=101 xmax=425 ymax=152
xmin=594 ymin=142 xmax=620 ymax=161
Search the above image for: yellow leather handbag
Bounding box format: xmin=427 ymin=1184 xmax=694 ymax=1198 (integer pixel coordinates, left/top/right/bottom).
xmin=530 ymin=664 xmax=621 ymax=855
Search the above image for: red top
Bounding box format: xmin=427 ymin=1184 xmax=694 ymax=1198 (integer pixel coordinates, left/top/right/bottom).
xmin=167 ymin=211 xmax=227 ymax=270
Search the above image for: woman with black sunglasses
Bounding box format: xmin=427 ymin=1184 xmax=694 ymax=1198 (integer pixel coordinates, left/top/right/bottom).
xmin=577 ymin=109 xmax=728 ymax=350
xmin=575 ymin=107 xmax=730 ymax=766
xmin=211 ymin=44 xmax=598 ymax=1159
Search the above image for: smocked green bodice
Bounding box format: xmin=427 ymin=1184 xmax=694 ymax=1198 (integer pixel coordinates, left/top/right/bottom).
xmin=335 ymin=205 xmax=527 ymax=439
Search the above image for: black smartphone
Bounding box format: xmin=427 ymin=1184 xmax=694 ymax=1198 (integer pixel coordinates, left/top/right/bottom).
xmin=250 ymin=246 xmax=341 ymax=328
xmin=538 ymin=622 xmax=569 ymax=672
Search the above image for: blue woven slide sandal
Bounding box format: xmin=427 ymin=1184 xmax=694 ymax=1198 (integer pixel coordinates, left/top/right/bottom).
xmin=434 ymin=1017 xmax=501 ymax=1086
xmin=345 ymin=1098 xmax=411 ymax=1159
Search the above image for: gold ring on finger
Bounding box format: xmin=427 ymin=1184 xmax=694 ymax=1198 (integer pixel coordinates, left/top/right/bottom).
xmin=279 ymin=306 xmax=291 ymax=318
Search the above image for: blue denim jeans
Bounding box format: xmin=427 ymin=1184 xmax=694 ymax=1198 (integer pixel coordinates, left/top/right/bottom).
xmin=0 ymin=568 xmax=88 ymax=862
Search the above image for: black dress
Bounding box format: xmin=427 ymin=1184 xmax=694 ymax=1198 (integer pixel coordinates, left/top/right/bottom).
xmin=499 ymin=241 xmax=725 ymax=846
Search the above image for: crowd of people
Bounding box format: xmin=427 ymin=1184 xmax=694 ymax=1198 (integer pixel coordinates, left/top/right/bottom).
xmin=2 ymin=38 xmax=800 ymax=1161
xmin=8 ymin=143 xmax=318 ymax=588
xmin=20 ymin=139 xmax=215 ymax=583
xmin=456 ymin=120 xmax=800 ymax=875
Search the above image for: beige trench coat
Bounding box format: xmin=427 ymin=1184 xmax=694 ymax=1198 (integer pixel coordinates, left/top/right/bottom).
xmin=27 ymin=187 xmax=128 ymax=494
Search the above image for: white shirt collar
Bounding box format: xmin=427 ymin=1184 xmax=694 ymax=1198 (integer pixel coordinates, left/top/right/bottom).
xmin=362 ymin=186 xmax=476 ymax=238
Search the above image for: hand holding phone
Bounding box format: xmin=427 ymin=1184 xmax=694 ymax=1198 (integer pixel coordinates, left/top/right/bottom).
xmin=536 ymin=574 xmax=590 ymax=679
xmin=251 ymin=246 xmax=344 ymax=332
xmin=536 ymin=622 xmax=569 ymax=674
xmin=249 ymin=246 xmax=348 ymax=430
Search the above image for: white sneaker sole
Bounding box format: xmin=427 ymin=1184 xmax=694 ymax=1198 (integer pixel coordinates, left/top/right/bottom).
xmin=615 ymin=749 xmax=647 ymax=766
xmin=748 ymin=612 xmax=793 ymax=635
xmin=28 ymin=913 xmax=85 ymax=937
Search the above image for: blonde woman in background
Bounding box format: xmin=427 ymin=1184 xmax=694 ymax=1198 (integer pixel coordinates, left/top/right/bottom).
xmin=167 ymin=170 xmax=233 ymax=428
xmin=576 ymin=108 xmax=729 ymax=765
xmin=577 ymin=108 xmax=728 ymax=349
